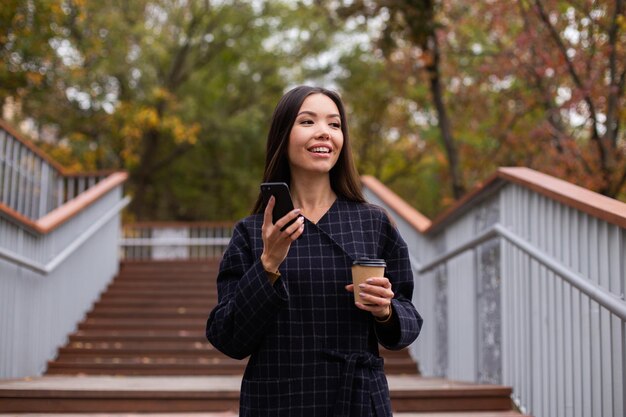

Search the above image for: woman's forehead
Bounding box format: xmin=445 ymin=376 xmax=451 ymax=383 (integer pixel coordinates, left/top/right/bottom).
xmin=298 ymin=93 xmax=340 ymax=116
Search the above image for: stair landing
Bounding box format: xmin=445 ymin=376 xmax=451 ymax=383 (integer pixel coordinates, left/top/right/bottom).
xmin=0 ymin=375 xmax=527 ymax=415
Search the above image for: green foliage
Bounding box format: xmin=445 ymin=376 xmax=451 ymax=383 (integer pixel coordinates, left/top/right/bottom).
xmin=3 ymin=0 xmax=338 ymax=220
xmin=3 ymin=0 xmax=624 ymax=222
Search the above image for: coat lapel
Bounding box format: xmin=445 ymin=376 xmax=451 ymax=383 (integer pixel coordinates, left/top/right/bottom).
xmin=314 ymin=199 xmax=374 ymax=262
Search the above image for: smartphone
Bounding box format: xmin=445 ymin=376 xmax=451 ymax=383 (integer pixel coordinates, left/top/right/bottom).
xmin=260 ymin=182 xmax=297 ymax=230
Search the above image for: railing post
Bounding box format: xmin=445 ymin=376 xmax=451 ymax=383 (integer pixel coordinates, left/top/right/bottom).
xmin=38 ymin=163 xmax=50 ymax=219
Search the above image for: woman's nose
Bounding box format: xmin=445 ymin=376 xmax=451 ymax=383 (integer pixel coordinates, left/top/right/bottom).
xmin=316 ymin=126 xmax=331 ymax=139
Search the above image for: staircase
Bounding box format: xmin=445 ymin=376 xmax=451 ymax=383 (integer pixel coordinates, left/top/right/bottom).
xmin=0 ymin=260 xmax=529 ymax=415
xmin=47 ymin=261 xmax=243 ymax=376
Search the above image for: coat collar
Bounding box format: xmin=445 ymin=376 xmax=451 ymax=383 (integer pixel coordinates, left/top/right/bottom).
xmin=313 ymin=198 xmax=365 ymax=262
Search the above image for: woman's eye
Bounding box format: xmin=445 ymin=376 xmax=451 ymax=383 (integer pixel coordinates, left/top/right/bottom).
xmin=330 ymin=122 xmax=341 ymax=129
xmin=299 ymin=119 xmax=313 ymax=125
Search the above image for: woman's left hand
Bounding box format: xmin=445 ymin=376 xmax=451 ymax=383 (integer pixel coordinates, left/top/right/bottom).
xmin=345 ymin=277 xmax=394 ymax=319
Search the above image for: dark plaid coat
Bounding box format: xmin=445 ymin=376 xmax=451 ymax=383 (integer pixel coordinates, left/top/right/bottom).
xmin=206 ymin=199 xmax=423 ymax=417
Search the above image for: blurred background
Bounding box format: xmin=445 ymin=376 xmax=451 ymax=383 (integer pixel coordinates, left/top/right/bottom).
xmin=2 ymin=0 xmax=624 ymax=221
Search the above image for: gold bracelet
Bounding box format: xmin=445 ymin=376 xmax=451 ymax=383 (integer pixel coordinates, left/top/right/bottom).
xmin=375 ymin=306 xmax=393 ymax=323
xmin=265 ymin=269 xmax=281 ymax=285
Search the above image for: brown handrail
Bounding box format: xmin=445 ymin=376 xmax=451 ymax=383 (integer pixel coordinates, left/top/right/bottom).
xmin=0 ymin=119 xmax=129 ymax=233
xmin=362 ymin=167 xmax=626 ymax=234
xmin=0 ymin=171 xmax=128 ymax=234
xmin=0 ymin=119 xmax=66 ymax=174
xmin=360 ymin=175 xmax=432 ymax=232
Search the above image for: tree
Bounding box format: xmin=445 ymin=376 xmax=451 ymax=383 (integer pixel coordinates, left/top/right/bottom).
xmin=2 ymin=0 xmax=340 ymax=220
xmin=332 ymin=0 xmax=466 ymax=199
xmin=0 ymin=0 xmax=65 ymax=106
xmin=331 ymin=0 xmax=626 ymax=208
xmin=438 ymin=0 xmax=625 ymax=198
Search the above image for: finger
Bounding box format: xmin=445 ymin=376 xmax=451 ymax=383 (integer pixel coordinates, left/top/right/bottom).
xmin=357 ymin=283 xmax=394 ymax=299
xmin=358 ymin=291 xmax=391 ymax=306
xmin=275 ymin=208 xmax=302 ymax=231
xmin=345 ymin=284 xmax=354 ymax=293
xmin=365 ymin=277 xmax=392 ymax=288
xmin=288 ymin=220 xmax=305 ymax=241
xmin=263 ymin=196 xmax=275 ymax=226
xmin=282 ymin=215 xmax=304 ymax=236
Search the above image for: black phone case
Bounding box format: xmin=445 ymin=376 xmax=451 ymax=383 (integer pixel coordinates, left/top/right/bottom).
xmin=260 ymin=182 xmax=296 ymax=230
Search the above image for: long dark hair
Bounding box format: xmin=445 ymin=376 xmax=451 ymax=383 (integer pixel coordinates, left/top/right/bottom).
xmin=252 ymin=85 xmax=365 ymax=214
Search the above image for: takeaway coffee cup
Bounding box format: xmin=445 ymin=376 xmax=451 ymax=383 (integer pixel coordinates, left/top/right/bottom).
xmin=351 ymin=258 xmax=386 ymax=306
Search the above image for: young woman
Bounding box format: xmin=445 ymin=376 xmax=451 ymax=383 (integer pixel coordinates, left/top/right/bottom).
xmin=206 ymin=86 xmax=422 ymax=417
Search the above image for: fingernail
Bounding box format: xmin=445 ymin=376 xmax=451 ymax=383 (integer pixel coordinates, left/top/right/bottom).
xmin=298 ymin=216 xmax=304 ymax=223
xmin=293 ymin=208 xmax=301 ymax=214
xmin=366 ymin=278 xmax=373 ymax=283
xmin=358 ymin=283 xmax=366 ymax=288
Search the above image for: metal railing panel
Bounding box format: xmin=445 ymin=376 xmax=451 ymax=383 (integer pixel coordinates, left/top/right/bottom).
xmin=447 ymin=251 xmax=476 ymax=381
xmin=0 ymin=124 xmax=107 ymax=221
xmin=410 ymin=268 xmax=439 ymax=376
xmin=0 ymin=216 xmax=120 ymax=377
xmin=120 ymin=222 xmax=233 ymax=260
xmin=0 ymin=186 xmax=124 ymax=378
xmin=363 ymin=176 xmax=626 ymax=417
xmin=498 ymin=184 xmax=626 ymax=417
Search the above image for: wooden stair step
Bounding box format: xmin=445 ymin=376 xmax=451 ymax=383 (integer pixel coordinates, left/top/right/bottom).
xmin=68 ymin=330 xmax=208 ymax=347
xmin=69 ymin=332 xmax=207 ymax=342
xmin=87 ymin=309 xmax=210 ymax=318
xmin=115 ymin=272 xmax=215 ymax=278
xmin=114 ymin=273 xmax=216 ymax=280
xmin=59 ymin=342 xmax=222 ymax=356
xmin=114 ymin=276 xmax=215 ymax=282
xmin=70 ymin=331 xmax=206 ymax=340
xmin=94 ymin=299 xmax=213 ymax=307
xmin=107 ymin=283 xmax=215 ymax=290
xmin=77 ymin=325 xmax=204 ymax=332
xmin=80 ymin=317 xmax=206 ymax=327
xmin=49 ymin=356 xmax=244 ymax=366
xmin=100 ymin=290 xmax=215 ymax=298
xmin=57 ymin=348 xmax=223 ymax=359
xmin=121 ymin=260 xmax=220 ymax=266
xmin=93 ymin=299 xmax=211 ymax=308
xmin=0 ymin=375 xmax=522 ymax=413
xmin=98 ymin=293 xmax=215 ymax=301
xmin=62 ymin=340 xmax=216 ymax=351
xmin=121 ymin=261 xmax=219 ymax=267
xmin=45 ymin=364 xmax=246 ymax=376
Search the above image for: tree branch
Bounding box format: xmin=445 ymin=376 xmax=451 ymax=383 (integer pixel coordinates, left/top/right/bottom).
xmin=150 ymin=143 xmax=194 ymax=174
xmin=532 ymin=0 xmax=608 ymax=178
xmin=605 ymin=0 xmax=624 ymax=146
xmin=165 ymin=12 xmax=201 ymax=91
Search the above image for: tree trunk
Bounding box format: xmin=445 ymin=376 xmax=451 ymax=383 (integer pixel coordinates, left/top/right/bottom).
xmin=426 ymin=33 xmax=465 ymax=199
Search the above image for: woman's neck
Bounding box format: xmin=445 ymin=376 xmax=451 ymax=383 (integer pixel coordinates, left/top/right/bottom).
xmin=290 ymin=172 xmax=336 ymax=215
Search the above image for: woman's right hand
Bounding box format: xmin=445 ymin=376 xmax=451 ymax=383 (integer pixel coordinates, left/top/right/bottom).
xmin=260 ymin=196 xmax=305 ymax=273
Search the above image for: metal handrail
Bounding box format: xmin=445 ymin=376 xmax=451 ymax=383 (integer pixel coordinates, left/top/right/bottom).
xmin=0 ymin=196 xmax=130 ymax=274
xmin=416 ymin=223 xmax=626 ymax=321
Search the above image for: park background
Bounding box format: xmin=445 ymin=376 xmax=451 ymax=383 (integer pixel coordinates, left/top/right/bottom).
xmin=1 ymin=2 xmax=626 ymax=416
xmin=2 ymin=0 xmax=624 ymax=221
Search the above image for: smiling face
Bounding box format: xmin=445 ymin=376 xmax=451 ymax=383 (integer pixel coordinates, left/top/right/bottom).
xmin=287 ymin=93 xmax=344 ymax=178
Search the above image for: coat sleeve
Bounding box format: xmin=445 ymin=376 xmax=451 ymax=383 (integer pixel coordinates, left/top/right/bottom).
xmin=206 ymin=220 xmax=289 ymax=360
xmin=374 ymin=211 xmax=423 ymax=350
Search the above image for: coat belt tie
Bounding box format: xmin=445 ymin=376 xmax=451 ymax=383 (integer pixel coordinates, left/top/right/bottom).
xmin=323 ymin=349 xmax=385 ymax=417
